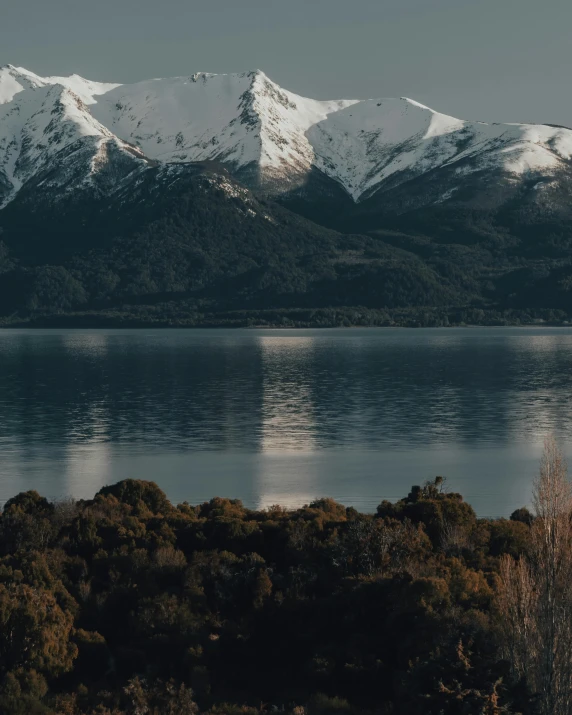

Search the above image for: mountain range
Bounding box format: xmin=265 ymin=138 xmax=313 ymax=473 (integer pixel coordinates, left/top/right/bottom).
xmin=1 ymin=64 xmax=572 ymax=327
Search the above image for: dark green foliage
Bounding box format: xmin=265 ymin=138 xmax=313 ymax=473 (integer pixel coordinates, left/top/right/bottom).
xmin=376 ymin=478 xmax=478 ymax=548
xmin=0 ymin=165 xmax=571 ymax=327
xmin=510 ymin=507 xmax=534 ymax=526
xmin=486 ymin=520 xmax=531 ymax=558
xmin=0 ymin=477 xmax=538 ymax=713
xmin=3 ymin=491 xmax=53 ymax=518
xmin=96 ymin=479 xmax=173 ymax=515
xmin=26 ymin=266 xmax=88 ymax=312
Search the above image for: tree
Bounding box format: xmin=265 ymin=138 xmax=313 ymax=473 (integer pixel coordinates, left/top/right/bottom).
xmin=0 ymin=491 xmax=55 ymax=554
xmin=26 ymin=266 xmax=87 ymax=312
xmin=96 ymin=479 xmax=172 ymax=515
xmin=252 ymin=567 xmax=272 ymax=609
xmin=0 ymin=582 xmax=77 ymax=678
xmin=123 ymin=677 xmax=198 ymax=715
xmin=497 ymin=436 xmax=572 ymax=714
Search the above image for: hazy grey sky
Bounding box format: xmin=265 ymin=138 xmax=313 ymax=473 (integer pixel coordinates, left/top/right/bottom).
xmin=1 ymin=0 xmax=570 ymax=125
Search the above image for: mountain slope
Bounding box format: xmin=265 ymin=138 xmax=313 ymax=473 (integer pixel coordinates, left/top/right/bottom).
xmin=0 ymin=163 xmax=475 ymax=324
xmin=89 ymin=70 xmax=356 ymax=190
xmin=307 ymin=98 xmax=572 ymax=201
xmin=0 ymin=159 xmax=568 ymax=327
xmin=0 ymin=66 xmax=148 ymax=208
xmin=2 ymin=65 xmax=572 ymax=210
xmin=0 ymin=65 xmax=572 ymax=326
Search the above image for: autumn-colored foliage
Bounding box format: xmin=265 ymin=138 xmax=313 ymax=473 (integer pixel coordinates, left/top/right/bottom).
xmin=0 ymin=474 xmax=541 ymax=714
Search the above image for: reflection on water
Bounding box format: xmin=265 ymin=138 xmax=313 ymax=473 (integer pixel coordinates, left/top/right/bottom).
xmin=260 ymin=337 xmax=317 ymax=451
xmin=0 ymin=327 xmax=571 ymax=516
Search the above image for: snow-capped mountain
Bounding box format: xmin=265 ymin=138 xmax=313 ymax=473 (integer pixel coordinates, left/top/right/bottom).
xmin=307 ymin=98 xmax=572 ymax=202
xmin=0 ymin=65 xmax=147 ymax=208
xmin=1 ymin=63 xmax=572 ymax=212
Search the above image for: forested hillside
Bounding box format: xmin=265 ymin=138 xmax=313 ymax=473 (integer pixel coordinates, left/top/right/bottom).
xmin=0 ymin=164 xmax=571 ymax=327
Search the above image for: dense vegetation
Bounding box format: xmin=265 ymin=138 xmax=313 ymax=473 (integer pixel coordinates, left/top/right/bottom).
xmin=0 ymin=165 xmax=571 ymax=327
xmin=0 ymin=456 xmax=562 ymax=714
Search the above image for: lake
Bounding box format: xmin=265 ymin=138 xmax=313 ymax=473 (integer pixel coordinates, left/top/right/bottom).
xmin=0 ymin=327 xmax=571 ymax=517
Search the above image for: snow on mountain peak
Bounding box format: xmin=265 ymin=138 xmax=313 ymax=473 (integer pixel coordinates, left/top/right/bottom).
xmin=0 ymin=72 xmax=147 ymax=208
xmin=82 ymin=69 xmax=359 ymax=188
xmin=1 ymin=65 xmax=572 ymax=208
xmin=0 ymin=65 xmax=45 ymax=104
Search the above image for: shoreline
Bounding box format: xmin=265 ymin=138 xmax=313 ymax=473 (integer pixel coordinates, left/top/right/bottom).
xmin=1 ymin=306 xmax=570 ymax=330
xmin=1 ymin=322 xmax=571 ymax=330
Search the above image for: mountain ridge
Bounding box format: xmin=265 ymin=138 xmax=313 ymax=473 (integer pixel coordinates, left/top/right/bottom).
xmin=1 ymin=65 xmax=572 ymax=326
xmin=2 ymin=65 xmax=572 ymax=209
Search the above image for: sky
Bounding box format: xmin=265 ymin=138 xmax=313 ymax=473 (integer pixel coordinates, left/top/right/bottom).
xmin=1 ymin=0 xmax=570 ymax=126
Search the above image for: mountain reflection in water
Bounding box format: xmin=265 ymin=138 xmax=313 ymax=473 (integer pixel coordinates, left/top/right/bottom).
xmin=0 ymin=327 xmax=571 ymax=517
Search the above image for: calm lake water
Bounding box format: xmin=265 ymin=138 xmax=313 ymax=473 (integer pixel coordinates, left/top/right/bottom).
xmin=0 ymin=327 xmax=571 ymax=517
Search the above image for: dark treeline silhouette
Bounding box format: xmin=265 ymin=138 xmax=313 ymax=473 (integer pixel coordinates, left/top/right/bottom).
xmin=0 ymin=441 xmax=568 ymax=714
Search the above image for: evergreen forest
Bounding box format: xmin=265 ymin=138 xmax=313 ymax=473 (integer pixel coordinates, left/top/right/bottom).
xmin=1 ymin=166 xmax=572 ymax=328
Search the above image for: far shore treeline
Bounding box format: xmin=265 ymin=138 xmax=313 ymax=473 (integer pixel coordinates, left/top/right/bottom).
xmin=1 ymin=439 xmax=572 ymax=714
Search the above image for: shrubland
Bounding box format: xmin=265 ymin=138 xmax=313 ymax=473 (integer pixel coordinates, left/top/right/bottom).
xmin=0 ymin=440 xmax=569 ymax=713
